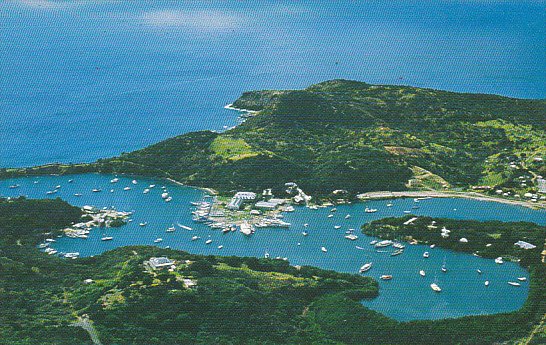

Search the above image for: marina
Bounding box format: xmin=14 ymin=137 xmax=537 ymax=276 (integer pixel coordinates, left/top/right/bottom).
xmin=1 ymin=173 xmax=544 ymax=321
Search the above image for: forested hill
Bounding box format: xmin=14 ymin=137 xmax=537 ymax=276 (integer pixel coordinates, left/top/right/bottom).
xmin=5 ymin=80 xmax=545 ymax=196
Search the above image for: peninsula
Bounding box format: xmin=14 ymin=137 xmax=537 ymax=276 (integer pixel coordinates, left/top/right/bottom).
xmin=1 ymin=80 xmax=545 ymax=208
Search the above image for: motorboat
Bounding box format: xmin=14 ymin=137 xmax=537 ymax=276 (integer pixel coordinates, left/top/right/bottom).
xmin=217 ymin=245 xmax=224 ymax=249
xmin=359 ymin=263 xmax=372 ymax=273
xmin=321 ymin=247 xmax=328 ymax=253
xmin=166 ymin=226 xmax=176 ymax=233
xmin=507 ymin=282 xmax=521 ymax=287
xmin=364 ymin=207 xmax=378 ymax=213
xmin=344 ymin=234 xmax=358 ymax=241
xmin=101 ymin=236 xmax=113 ymax=241
xmin=485 ymin=280 xmax=490 ymax=286
xmin=123 ymin=187 xmax=131 ymax=191
xmin=327 ymin=214 xmax=334 ymax=218
xmin=132 ymin=180 xmax=138 ymax=185
xmin=375 ymin=240 xmax=393 ymax=248
xmin=92 ymin=188 xmax=102 ymax=193
xmin=420 ymin=270 xmax=426 ymax=277
xmin=430 ymin=244 xmax=436 ymax=249
xmin=154 ymin=238 xmax=163 ymax=243
xmin=495 ymin=257 xmax=504 ymax=264
xmin=139 ymin=222 xmax=147 ymax=227
xmin=393 ymin=243 xmax=405 ymax=249
xmin=477 ymin=269 xmax=482 ymax=274
xmin=430 ymin=283 xmax=442 ymax=292
xmin=143 ymin=189 xmax=150 ymax=194
xmin=345 ymin=214 xmax=351 ymax=219
xmin=391 ymin=249 xmax=404 ymax=256
xmin=110 ymin=178 xmax=119 ymax=183
xmin=302 ymin=231 xmax=309 ymax=236
xmin=205 ymin=239 xmax=213 ymax=244
xmin=334 ymin=225 xmax=342 ymax=229
xmin=386 ymin=203 xmax=393 ymax=207
xmin=177 ymin=223 xmax=193 ymax=231
xmin=191 ymin=236 xmax=200 ymax=241
xmin=517 ymin=277 xmax=527 ymax=281
xmin=380 ymin=275 xmax=393 ymax=280
xmin=423 ymin=252 xmax=430 ymax=258
xmin=369 ymin=240 xmax=378 ymax=245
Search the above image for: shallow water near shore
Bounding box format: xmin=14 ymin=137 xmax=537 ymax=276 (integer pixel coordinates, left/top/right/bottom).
xmin=2 ymin=174 xmax=545 ymax=321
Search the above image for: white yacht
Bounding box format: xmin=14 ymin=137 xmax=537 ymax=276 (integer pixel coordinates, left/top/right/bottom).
xmin=123 ymin=187 xmax=131 ymax=191
xmin=139 ymin=222 xmax=147 ymax=227
xmin=517 ymin=277 xmax=527 ymax=281
xmin=344 ymin=234 xmax=358 ymax=241
xmin=327 ymin=214 xmax=334 ymax=218
xmin=110 ymin=178 xmax=119 ymax=183
xmin=101 ymin=236 xmax=113 ymax=241
xmin=359 ymin=262 xmax=372 ymax=273
xmin=420 ymin=270 xmax=426 ymax=277
xmin=205 ymin=239 xmax=213 ymax=245
xmin=334 ymin=225 xmax=342 ymax=229
xmin=177 ymin=223 xmax=193 ymax=230
xmin=321 ymin=247 xmax=328 ymax=253
xmin=423 ymin=252 xmax=430 ymax=258
xmin=132 ymin=180 xmax=138 ymax=184
xmin=430 ymin=283 xmax=442 ymax=292
xmin=143 ymin=188 xmax=150 ymax=194
xmin=375 ymin=240 xmax=393 ymax=248
xmin=507 ymin=282 xmax=521 ymax=287
xmin=217 ymin=245 xmax=224 ymax=249
xmin=154 ymin=238 xmax=163 ymax=243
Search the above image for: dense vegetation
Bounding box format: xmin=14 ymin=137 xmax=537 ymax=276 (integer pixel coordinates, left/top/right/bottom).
xmin=362 ymin=216 xmax=546 ymax=266
xmin=3 ymin=80 xmax=544 ymax=198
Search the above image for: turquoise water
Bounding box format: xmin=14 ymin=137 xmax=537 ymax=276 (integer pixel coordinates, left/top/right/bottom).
xmin=2 ymin=1 xmax=545 ymax=167
xmin=2 ymin=174 xmax=544 ymax=321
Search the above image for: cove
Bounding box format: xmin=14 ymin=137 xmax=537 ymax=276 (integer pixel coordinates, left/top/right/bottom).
xmin=2 ymin=174 xmax=544 ymax=321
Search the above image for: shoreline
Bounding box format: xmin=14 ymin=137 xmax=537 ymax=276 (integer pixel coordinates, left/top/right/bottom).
xmin=357 ymin=190 xmax=546 ymax=210
xmin=223 ymin=103 xmax=259 ymax=114
xmin=165 ymin=178 xmax=218 ymax=196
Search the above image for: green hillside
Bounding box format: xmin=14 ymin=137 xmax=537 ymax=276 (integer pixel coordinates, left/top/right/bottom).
xmin=3 ymin=80 xmax=545 ymax=198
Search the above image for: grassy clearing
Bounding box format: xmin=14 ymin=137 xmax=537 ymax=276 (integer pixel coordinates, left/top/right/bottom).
xmin=209 ymin=136 xmax=259 ymax=161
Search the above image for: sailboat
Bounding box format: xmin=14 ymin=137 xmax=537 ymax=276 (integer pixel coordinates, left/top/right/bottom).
xmin=441 ymin=256 xmax=447 ymax=272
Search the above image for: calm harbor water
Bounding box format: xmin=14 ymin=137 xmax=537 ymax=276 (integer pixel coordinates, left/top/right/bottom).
xmin=2 ymin=174 xmax=545 ymax=321
xmin=2 ymin=1 xmax=545 ymax=167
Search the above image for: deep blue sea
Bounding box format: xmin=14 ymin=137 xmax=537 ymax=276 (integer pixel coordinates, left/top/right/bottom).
xmin=2 ymin=174 xmax=545 ymax=321
xmin=1 ymin=0 xmax=545 ymax=167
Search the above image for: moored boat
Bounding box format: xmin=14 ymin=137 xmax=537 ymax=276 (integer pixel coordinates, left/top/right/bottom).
xmin=380 ymin=275 xmax=393 ymax=280
xmin=359 ymin=262 xmax=372 ymax=273
xmin=430 ymin=282 xmax=442 ymax=292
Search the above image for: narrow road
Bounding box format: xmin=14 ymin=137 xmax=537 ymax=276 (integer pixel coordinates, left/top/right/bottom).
xmin=71 ymin=315 xmax=103 ymax=345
